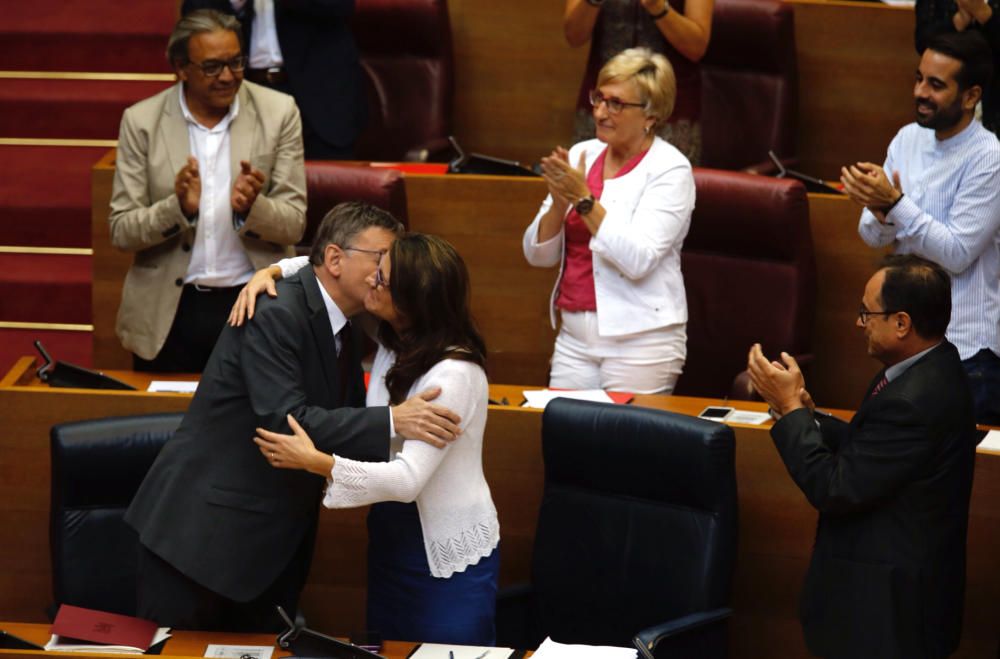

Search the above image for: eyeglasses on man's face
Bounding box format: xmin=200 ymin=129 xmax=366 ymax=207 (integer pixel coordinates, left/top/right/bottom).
xmin=589 ymin=89 xmax=645 ymax=115
xmin=188 ymin=55 xmax=247 ymax=78
xmin=858 ymin=305 xmax=900 ymax=325
xmin=344 ymin=246 xmax=389 ymax=288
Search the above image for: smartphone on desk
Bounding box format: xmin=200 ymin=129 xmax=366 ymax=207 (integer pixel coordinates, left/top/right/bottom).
xmin=698 ymin=406 xmax=735 ymax=422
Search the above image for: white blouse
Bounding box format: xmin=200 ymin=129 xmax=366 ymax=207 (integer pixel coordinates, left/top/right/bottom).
xmin=324 ymin=346 xmax=499 ymax=578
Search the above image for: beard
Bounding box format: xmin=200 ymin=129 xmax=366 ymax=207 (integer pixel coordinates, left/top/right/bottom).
xmin=915 ymin=96 xmax=965 ymax=132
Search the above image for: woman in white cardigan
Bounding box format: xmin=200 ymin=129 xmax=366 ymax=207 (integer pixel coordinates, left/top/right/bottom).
xmin=251 ymin=234 xmax=499 ymax=645
xmin=524 ymin=47 xmax=696 ymax=394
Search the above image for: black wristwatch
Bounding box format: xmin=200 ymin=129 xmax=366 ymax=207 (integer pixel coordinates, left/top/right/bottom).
xmin=574 ymin=194 xmax=596 ymax=215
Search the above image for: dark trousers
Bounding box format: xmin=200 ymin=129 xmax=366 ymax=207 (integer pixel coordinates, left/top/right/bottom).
xmin=135 ymin=541 xmax=309 ymax=633
xmin=133 ymin=284 xmax=241 ymax=374
xmin=961 ymin=348 xmax=1000 ymax=426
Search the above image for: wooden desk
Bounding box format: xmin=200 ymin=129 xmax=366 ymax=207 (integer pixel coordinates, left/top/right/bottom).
xmin=0 ymin=622 xmax=419 ymax=659
xmin=2 ymin=358 xmax=998 ymax=657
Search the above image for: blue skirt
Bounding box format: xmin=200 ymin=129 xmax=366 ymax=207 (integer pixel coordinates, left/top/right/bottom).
xmin=366 ymin=501 xmax=499 ymax=645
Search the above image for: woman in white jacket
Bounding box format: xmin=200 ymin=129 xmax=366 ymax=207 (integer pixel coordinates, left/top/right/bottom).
xmin=251 ymin=234 xmax=499 ymax=645
xmin=524 ymin=47 xmax=695 ymax=394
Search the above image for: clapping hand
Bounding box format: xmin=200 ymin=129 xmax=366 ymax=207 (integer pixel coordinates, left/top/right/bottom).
xmin=232 ymin=160 xmax=266 ymax=214
xmin=540 ymin=147 xmax=590 ymax=208
xmin=174 ymin=156 xmax=201 ymax=219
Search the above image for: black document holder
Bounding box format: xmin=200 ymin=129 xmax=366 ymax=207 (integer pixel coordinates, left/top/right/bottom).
xmin=34 ymin=340 xmax=136 ymax=391
xmin=0 ymin=630 xmax=45 ymax=651
xmin=275 ymin=607 xmax=383 ymax=659
xmin=447 ymin=136 xmax=539 ymax=178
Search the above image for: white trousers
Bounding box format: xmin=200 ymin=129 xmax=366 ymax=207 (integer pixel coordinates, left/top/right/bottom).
xmin=549 ymin=310 xmax=686 ymax=394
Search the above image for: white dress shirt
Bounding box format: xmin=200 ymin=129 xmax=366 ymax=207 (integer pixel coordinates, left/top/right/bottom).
xmin=233 ymin=0 xmax=285 ymax=69
xmin=858 ymin=120 xmax=1000 ymax=360
xmin=178 ymin=86 xmax=254 ymax=287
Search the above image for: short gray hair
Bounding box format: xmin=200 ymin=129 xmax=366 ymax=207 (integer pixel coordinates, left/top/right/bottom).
xmin=166 ymin=9 xmax=242 ymax=67
xmin=309 ymin=202 xmax=405 ymax=266
xmin=597 ymin=47 xmax=677 ymax=129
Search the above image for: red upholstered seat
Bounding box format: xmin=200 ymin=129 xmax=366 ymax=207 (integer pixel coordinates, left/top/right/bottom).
xmin=700 ymin=0 xmax=798 ymax=172
xmin=300 ymin=162 xmax=409 ymax=254
xmin=351 ymin=0 xmax=454 ymax=161
xmin=675 ymin=169 xmax=815 ymax=398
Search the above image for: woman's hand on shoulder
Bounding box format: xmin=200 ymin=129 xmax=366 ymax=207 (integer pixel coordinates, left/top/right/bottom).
xmin=229 ymin=265 xmax=282 ymax=326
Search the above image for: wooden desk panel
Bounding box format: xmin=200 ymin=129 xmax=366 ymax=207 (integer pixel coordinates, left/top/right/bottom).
xmin=3 ymin=361 xmax=998 ymax=656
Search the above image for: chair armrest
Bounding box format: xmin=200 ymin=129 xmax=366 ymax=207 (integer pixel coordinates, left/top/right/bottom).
xmin=632 ymin=607 xmax=733 ymax=659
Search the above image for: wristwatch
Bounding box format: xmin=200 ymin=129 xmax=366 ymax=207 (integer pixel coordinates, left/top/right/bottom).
xmin=651 ymin=1 xmax=670 ymax=19
xmin=574 ymin=194 xmax=596 ymax=215
xmin=585 ymin=0 xmax=606 ymax=6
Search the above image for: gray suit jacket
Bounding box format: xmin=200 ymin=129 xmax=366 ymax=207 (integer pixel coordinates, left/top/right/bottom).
xmin=124 ymin=267 xmax=389 ymax=602
xmin=109 ymin=81 xmax=306 ymax=360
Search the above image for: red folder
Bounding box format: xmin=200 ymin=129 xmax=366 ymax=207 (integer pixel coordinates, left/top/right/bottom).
xmin=51 ymin=604 xmax=158 ymax=650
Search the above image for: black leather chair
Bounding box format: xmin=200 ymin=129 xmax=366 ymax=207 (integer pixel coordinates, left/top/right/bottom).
xmin=49 ymin=413 xmax=183 ymax=616
xmin=496 ymin=398 xmax=738 ymax=658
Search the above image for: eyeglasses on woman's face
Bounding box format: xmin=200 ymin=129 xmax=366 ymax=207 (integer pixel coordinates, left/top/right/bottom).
xmin=589 ymin=89 xmax=645 ymax=115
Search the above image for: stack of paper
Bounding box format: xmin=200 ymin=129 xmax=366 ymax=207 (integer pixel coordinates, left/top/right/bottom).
xmin=531 ymin=637 xmax=637 ymax=658
xmin=522 ymin=389 xmax=614 ymax=409
xmin=45 ymin=604 xmax=171 ymax=654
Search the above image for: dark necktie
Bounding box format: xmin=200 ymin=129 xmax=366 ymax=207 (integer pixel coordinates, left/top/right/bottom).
xmin=869 ymin=373 xmax=889 ymax=399
xmin=337 ymin=322 xmax=355 ymax=405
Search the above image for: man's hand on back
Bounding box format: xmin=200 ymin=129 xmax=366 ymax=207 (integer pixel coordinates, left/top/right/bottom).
xmin=391 ymin=387 xmax=462 ymax=448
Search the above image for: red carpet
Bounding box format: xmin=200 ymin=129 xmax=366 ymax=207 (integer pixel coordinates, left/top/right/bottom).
xmin=0 ymin=1 xmax=176 ymax=73
xmin=0 ymin=253 xmax=91 ymax=325
xmin=0 ymin=145 xmax=108 ymax=248
xmin=0 ymin=79 xmax=173 ymax=139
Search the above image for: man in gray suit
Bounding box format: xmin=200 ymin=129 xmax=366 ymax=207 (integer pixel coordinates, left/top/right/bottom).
xmin=109 ymin=9 xmax=306 ymax=372
xmin=126 ymin=202 xmax=462 ymax=632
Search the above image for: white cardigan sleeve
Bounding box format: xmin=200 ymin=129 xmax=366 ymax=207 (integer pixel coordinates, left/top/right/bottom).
xmin=322 ymin=360 xmax=484 ymax=508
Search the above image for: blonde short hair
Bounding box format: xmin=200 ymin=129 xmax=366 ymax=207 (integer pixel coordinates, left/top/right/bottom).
xmin=596 ymin=47 xmax=677 ymax=129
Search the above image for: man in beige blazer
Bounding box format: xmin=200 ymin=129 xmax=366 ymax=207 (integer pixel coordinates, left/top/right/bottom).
xmin=109 ymin=9 xmax=306 ymax=372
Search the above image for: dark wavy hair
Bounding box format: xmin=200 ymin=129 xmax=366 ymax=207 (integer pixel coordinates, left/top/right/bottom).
xmin=378 ymin=234 xmax=487 ymax=404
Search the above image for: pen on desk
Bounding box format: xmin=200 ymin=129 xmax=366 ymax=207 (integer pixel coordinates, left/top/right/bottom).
xmin=449 ymin=652 xmax=455 ymax=659
xmin=473 ymin=651 xmax=490 ymax=659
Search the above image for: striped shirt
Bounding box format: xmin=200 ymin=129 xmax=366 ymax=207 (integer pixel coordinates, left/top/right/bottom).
xmin=858 ymin=120 xmax=1000 ymax=360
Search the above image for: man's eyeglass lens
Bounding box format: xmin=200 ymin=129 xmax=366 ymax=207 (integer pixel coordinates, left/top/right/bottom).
xmin=195 ymin=56 xmax=247 ymax=77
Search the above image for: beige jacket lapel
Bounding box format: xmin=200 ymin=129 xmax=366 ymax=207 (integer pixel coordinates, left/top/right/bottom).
xmin=230 ymin=84 xmax=256 ymax=177
xmin=159 ymin=84 xmax=190 ymax=179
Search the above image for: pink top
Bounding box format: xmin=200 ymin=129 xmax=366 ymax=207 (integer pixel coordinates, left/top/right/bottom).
xmin=556 ymin=146 xmax=649 ymax=311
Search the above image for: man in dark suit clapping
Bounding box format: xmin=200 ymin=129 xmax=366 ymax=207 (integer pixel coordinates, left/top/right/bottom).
xmin=125 ymin=203 xmax=460 ymax=632
xmin=748 ymin=254 xmax=978 ymax=659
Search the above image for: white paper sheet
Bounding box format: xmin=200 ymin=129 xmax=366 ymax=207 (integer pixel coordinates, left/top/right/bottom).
xmin=522 ymin=389 xmax=614 ymax=409
xmin=531 ymin=637 xmax=637 ymax=659
xmin=725 ymin=410 xmax=772 ymax=425
xmin=204 ymin=644 xmax=274 ymax=659
xmin=147 ymin=380 xmax=199 ymax=393
xmin=44 ymin=628 xmax=171 ymax=654
xmin=407 ymin=643 xmax=514 ymax=659
xmin=979 ymin=429 xmax=1000 ymax=453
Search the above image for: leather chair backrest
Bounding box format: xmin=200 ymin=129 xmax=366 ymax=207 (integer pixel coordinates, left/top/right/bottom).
xmin=533 ymin=398 xmax=737 ymax=647
xmin=301 ymin=162 xmax=409 ymax=254
xmin=49 ymin=413 xmax=183 ymax=616
xmin=675 ymin=168 xmax=815 ymax=397
xmin=351 ymin=0 xmax=454 ymax=161
xmin=700 ymin=0 xmax=797 ymax=170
